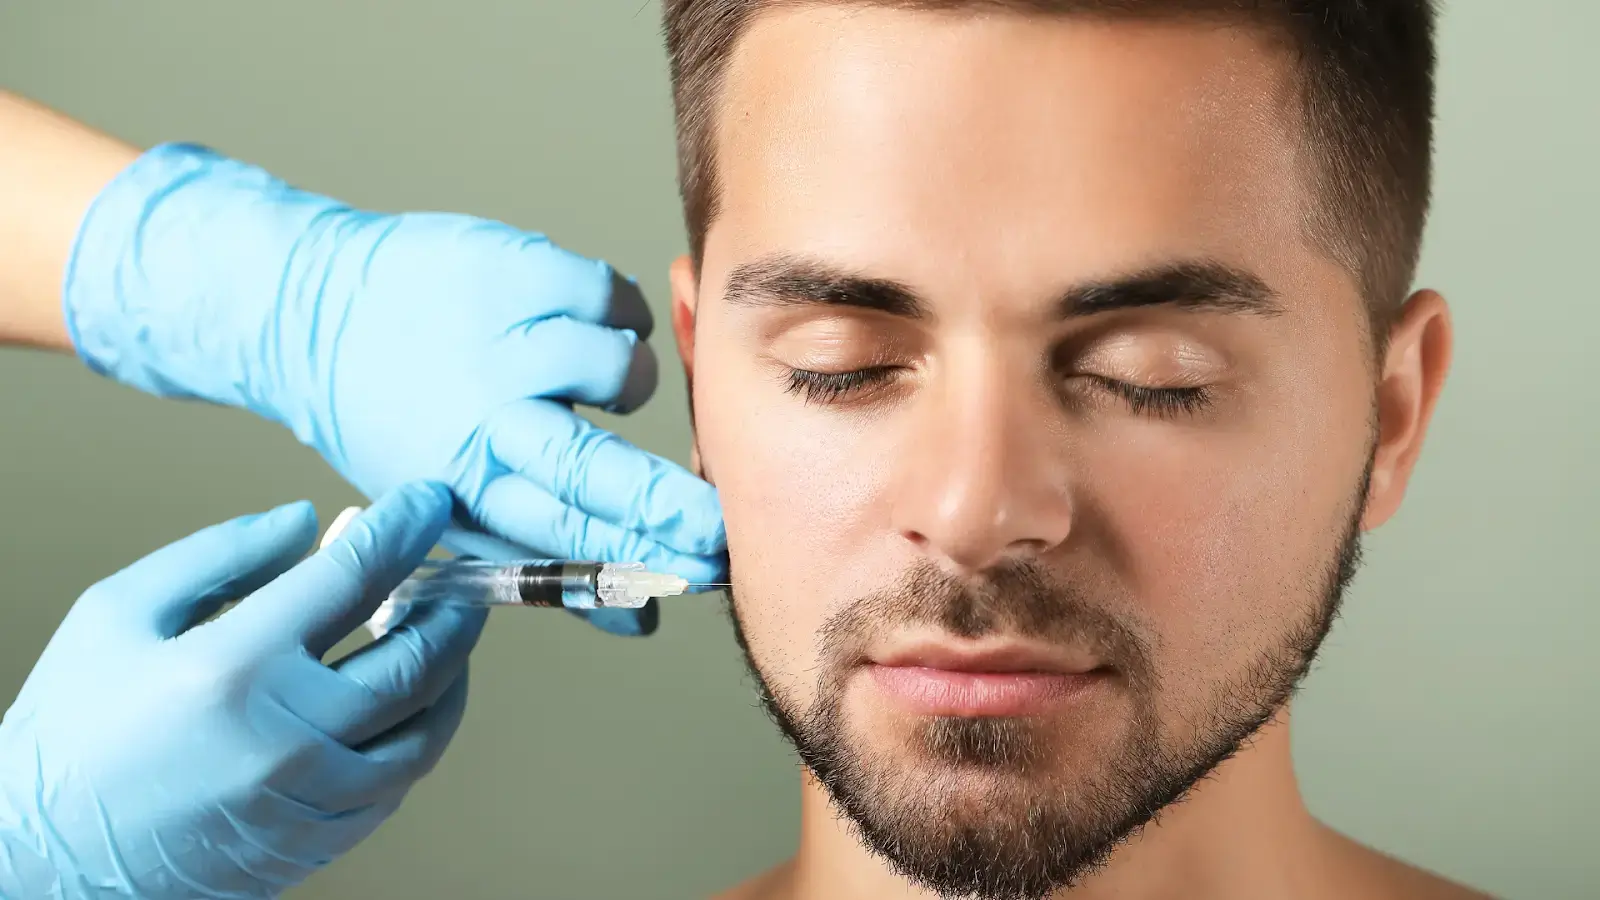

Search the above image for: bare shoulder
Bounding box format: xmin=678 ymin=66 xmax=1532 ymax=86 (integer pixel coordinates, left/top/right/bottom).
xmin=1364 ymin=853 xmax=1496 ymax=900
xmin=708 ymin=860 xmax=795 ymax=900
xmin=1326 ymin=830 xmax=1497 ymax=900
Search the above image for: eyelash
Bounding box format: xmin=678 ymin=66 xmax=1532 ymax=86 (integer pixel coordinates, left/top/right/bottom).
xmin=782 ymin=367 xmax=1212 ymax=417
xmin=784 ymin=367 xmax=898 ymax=404
xmin=1089 ymin=377 xmax=1213 ymax=417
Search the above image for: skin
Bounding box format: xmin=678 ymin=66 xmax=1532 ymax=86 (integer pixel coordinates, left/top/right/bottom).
xmin=0 ymin=91 xmax=137 ymax=351
xmin=669 ymin=8 xmax=1477 ymax=900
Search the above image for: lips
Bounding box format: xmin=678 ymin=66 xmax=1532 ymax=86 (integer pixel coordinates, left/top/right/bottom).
xmin=864 ymin=641 xmax=1106 ymax=717
xmin=873 ymin=643 xmax=1098 ymax=675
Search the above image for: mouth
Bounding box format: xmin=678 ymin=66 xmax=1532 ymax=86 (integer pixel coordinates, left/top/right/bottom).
xmin=862 ymin=640 xmax=1109 ymax=717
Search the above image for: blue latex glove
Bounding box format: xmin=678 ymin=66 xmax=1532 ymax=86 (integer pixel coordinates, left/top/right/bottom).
xmin=0 ymin=482 xmax=484 ymax=898
xmin=62 ymin=144 xmax=726 ymax=636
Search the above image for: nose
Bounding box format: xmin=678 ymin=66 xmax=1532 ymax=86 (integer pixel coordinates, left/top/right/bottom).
xmin=888 ymin=368 xmax=1075 ymax=574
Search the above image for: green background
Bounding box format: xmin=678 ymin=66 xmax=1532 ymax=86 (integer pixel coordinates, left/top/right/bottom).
xmin=0 ymin=1 xmax=1594 ymax=897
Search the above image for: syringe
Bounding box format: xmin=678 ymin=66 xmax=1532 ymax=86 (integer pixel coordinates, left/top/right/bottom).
xmin=390 ymin=558 xmax=693 ymax=610
xmin=319 ymin=506 xmax=723 ymax=636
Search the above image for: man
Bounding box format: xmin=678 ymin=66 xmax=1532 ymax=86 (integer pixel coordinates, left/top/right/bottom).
xmin=661 ymin=1 xmax=1486 ymax=898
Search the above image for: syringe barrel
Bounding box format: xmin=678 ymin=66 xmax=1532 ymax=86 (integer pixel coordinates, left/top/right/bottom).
xmin=388 ymin=560 xmax=648 ymax=610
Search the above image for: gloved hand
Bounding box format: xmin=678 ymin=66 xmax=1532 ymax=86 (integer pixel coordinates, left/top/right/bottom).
xmin=0 ymin=482 xmax=484 ymax=899
xmin=61 ymin=143 xmax=725 ymax=636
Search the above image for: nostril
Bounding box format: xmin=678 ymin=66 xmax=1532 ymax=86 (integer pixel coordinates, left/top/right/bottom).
xmin=900 ymin=529 xmax=1062 ymax=577
xmin=1009 ymin=538 xmax=1053 ymax=557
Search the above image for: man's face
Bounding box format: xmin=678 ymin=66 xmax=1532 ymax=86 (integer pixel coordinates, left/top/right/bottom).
xmin=674 ymin=8 xmax=1389 ymax=899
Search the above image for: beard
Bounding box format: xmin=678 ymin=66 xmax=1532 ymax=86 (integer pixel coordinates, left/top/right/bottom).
xmin=724 ymin=467 xmax=1370 ymax=900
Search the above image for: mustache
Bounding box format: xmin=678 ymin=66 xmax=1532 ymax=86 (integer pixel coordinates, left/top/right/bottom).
xmin=816 ymin=559 xmax=1154 ymax=680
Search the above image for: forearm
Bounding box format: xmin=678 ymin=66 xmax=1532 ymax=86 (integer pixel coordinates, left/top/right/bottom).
xmin=0 ymin=100 xmax=354 ymax=431
xmin=0 ymin=92 xmax=140 ymax=352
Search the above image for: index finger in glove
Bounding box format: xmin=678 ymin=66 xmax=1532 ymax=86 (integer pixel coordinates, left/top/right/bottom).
xmin=508 ymin=237 xmax=653 ymax=338
xmin=80 ymin=500 xmax=319 ymax=640
xmin=221 ymin=482 xmax=452 ymax=656
xmin=485 ymin=399 xmax=727 ymax=557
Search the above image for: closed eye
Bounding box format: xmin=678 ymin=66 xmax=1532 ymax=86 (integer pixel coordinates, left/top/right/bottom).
xmin=783 ymin=367 xmax=898 ymax=405
xmin=783 ymin=367 xmax=1213 ymax=419
xmin=1086 ymin=377 xmax=1212 ymax=417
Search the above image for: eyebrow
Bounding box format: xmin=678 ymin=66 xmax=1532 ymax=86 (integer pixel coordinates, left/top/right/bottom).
xmin=724 ymin=255 xmax=927 ymax=317
xmin=722 ymin=255 xmax=1283 ymax=320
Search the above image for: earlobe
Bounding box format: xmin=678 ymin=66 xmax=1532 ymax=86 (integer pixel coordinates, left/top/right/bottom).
xmin=1362 ymin=289 xmax=1453 ymax=529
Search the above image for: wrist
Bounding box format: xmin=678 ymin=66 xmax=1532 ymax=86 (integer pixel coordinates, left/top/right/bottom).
xmin=0 ymin=92 xmax=137 ymax=354
xmin=60 ymin=143 xmax=363 ymax=437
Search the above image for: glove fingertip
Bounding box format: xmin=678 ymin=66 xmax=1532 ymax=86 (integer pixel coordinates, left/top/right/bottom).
xmin=273 ymin=498 xmax=319 ymax=520
xmin=642 ymin=472 xmax=727 ymax=555
xmin=605 ymin=266 xmax=655 ymax=339
xmin=673 ymin=507 xmax=730 ymax=557
xmin=226 ymin=500 xmax=320 ymax=560
xmin=694 ymin=519 xmax=730 ymax=557
xmin=603 ymin=335 xmax=659 ymax=414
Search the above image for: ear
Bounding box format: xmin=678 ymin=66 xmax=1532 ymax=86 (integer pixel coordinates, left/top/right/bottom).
xmin=1361 ymin=289 xmax=1453 ymax=529
xmin=669 ymin=255 xmax=706 ymax=478
xmin=670 ymin=254 xmax=699 ymax=378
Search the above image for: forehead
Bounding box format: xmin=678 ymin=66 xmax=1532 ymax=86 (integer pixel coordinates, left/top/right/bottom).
xmin=705 ymin=6 xmax=1328 ymax=307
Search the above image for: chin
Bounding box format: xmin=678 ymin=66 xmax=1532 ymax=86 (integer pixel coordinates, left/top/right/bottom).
xmin=844 ymin=717 xmax=1126 ymax=809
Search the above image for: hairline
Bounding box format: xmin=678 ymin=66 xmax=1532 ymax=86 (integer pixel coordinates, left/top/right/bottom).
xmin=670 ymin=1 xmax=1425 ymax=347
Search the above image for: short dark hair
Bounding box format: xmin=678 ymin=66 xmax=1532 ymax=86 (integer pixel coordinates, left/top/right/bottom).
xmin=663 ymin=0 xmax=1437 ymax=333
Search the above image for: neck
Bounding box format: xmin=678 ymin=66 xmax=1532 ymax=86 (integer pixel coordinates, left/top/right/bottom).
xmin=785 ymin=709 xmax=1332 ymax=900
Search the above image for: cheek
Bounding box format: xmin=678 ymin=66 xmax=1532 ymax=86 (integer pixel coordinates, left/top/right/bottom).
xmin=692 ymin=340 xmax=891 ymax=679
xmin=1085 ymin=379 xmax=1368 ymax=668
